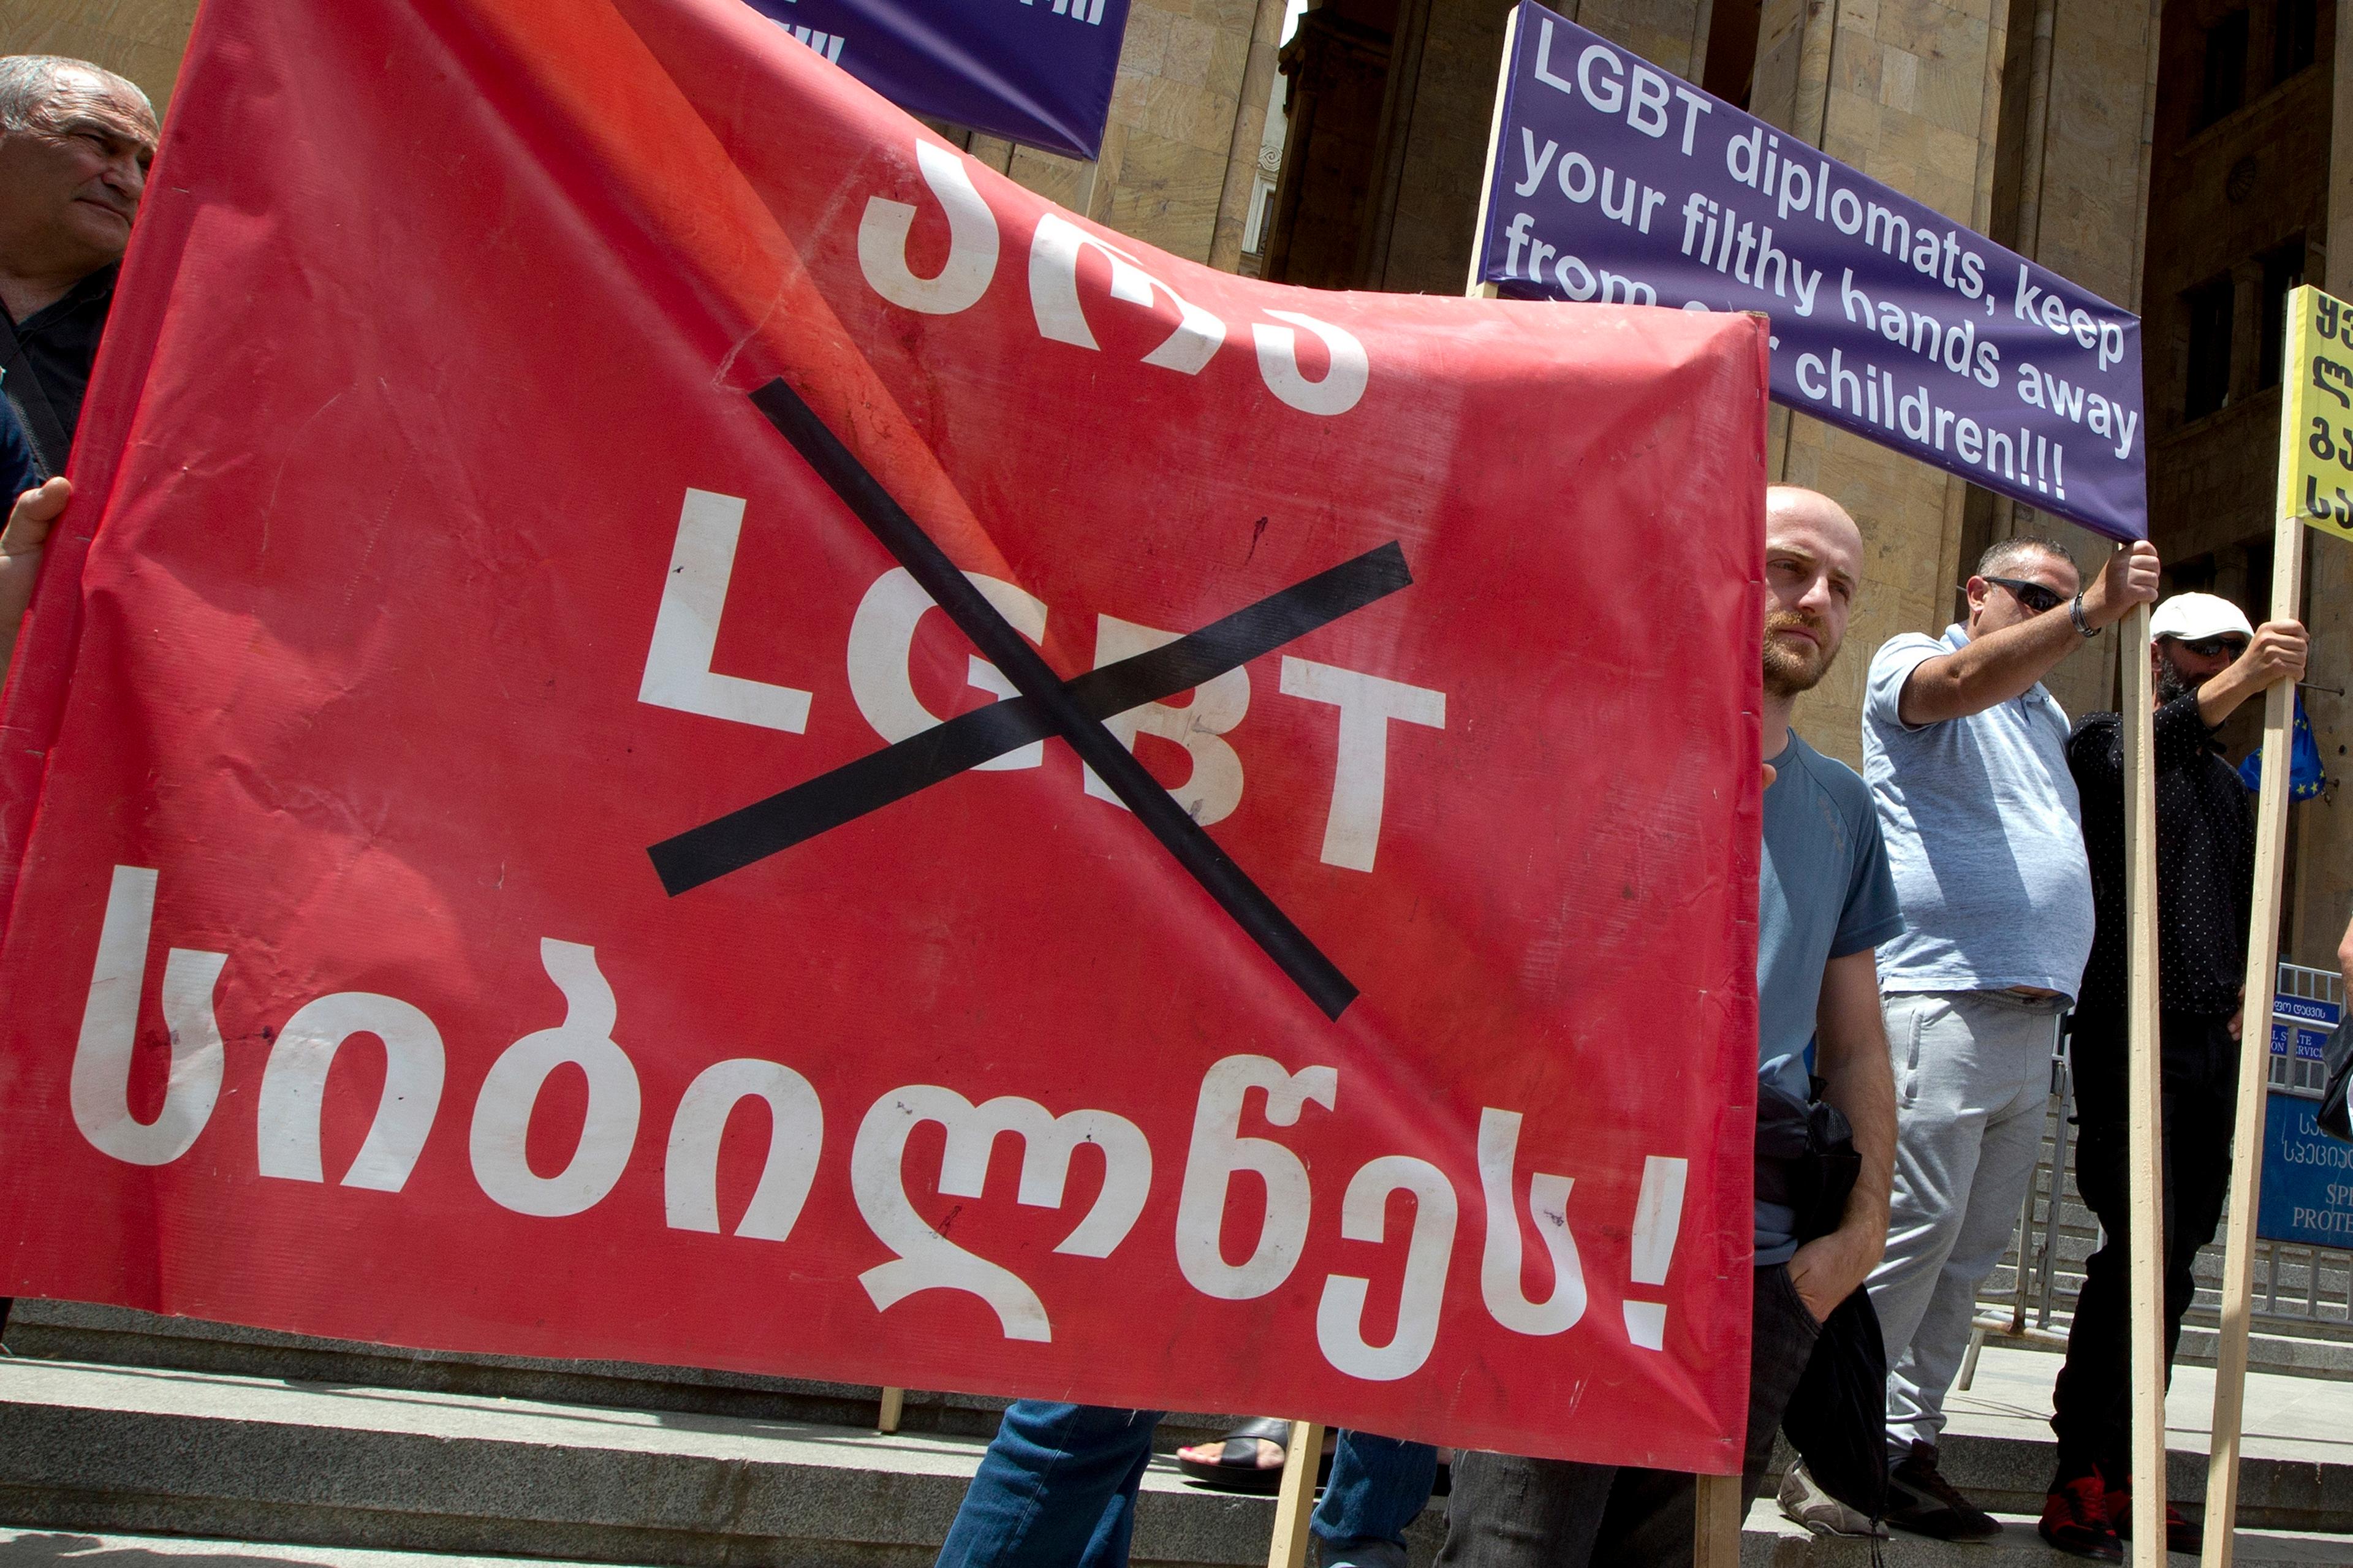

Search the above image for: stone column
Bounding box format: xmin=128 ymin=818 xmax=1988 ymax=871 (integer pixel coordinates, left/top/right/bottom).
xmin=961 ymin=0 xmax=1283 ymax=263
xmin=1208 ymin=0 xmax=1301 ymax=268
xmin=2289 ymin=0 xmax=2353 ymax=968
xmin=1259 ymin=9 xmax=1395 ymax=286
xmin=1747 ymin=0 xmax=2010 ymax=763
xmin=1357 ymin=0 xmax=1711 ymax=296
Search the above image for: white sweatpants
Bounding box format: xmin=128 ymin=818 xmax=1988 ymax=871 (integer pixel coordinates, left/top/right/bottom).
xmin=1866 ymin=988 xmax=2064 ymax=1456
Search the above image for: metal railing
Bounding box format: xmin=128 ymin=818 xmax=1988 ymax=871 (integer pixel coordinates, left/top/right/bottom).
xmin=1960 ymin=962 xmax=2351 ymax=1382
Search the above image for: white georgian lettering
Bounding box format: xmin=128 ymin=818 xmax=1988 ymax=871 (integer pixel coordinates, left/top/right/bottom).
xmin=858 ymin=140 xmax=1001 ymax=315
xmin=1030 ymin=213 xmax=1226 ymax=374
xmin=1316 ymin=1154 xmax=1459 ymax=1380
xmin=257 ymin=991 xmax=445 ymax=1191
xmin=665 ymin=1057 xmax=824 ymax=1242
xmin=1174 ymin=1055 xmax=1338 ymax=1299
xmin=469 ymin=941 xmax=642 ymax=1218
xmin=1252 ymin=311 xmax=1369 ymax=416
xmin=1476 ymin=1107 xmax=1586 ymax=1335
xmin=70 ymin=865 xmax=225 ymax=1167
xmin=852 ymin=1086 xmax=1152 ymax=1341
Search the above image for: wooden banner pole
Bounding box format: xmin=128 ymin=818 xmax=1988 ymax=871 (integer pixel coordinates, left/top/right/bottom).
xmin=2199 ymin=515 xmax=2305 ymax=1568
xmin=1267 ymin=1420 xmax=1325 ymax=1568
xmin=877 ymin=1386 xmax=905 ymax=1434
xmin=2120 ymin=597 xmax=2165 ymax=1568
xmin=1693 ymin=1472 xmax=1744 ymax=1565
xmin=2199 ymin=284 xmax=2325 ymax=1568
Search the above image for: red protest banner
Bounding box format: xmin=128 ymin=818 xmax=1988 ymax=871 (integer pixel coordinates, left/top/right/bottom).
xmin=0 ymin=0 xmax=1767 ymax=1470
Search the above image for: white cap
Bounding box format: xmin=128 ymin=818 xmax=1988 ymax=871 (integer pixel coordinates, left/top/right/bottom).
xmin=2150 ymin=592 xmax=2253 ymax=643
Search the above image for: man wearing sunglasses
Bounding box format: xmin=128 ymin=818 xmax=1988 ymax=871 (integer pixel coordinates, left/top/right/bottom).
xmin=1777 ymin=536 xmax=2158 ymax=1543
xmin=2041 ymin=592 xmax=2307 ymax=1559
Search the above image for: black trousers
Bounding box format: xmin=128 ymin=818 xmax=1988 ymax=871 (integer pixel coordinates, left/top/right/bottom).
xmin=2050 ymin=1009 xmax=2237 ymax=1486
xmin=1439 ymin=1264 xmax=1821 ymax=1568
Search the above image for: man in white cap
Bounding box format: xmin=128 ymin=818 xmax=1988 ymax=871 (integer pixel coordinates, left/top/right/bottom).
xmin=2040 ymin=593 xmax=2306 ymax=1560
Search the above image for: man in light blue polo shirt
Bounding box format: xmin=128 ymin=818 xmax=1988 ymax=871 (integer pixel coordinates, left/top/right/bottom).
xmin=1803 ymin=533 xmax=2157 ymax=1542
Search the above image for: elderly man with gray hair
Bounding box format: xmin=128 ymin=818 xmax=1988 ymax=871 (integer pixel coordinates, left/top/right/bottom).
xmin=0 ymin=54 xmax=156 ymax=689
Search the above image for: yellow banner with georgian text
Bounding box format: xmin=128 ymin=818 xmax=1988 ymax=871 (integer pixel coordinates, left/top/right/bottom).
xmin=2281 ymin=284 xmax=2353 ymax=542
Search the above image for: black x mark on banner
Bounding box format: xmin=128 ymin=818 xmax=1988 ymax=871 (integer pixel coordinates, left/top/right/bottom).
xmin=646 ymin=379 xmax=1414 ymax=1021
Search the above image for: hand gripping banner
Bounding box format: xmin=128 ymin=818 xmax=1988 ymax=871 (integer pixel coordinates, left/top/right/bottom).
xmin=0 ymin=0 xmax=1767 ymax=1469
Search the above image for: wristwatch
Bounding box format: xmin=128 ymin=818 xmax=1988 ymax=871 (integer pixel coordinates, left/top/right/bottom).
xmin=2069 ymin=593 xmax=2097 ymax=638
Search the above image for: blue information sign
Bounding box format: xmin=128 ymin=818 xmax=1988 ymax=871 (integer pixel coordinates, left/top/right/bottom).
xmin=2258 ymin=1092 xmax=2353 ymax=1248
xmin=2260 ymin=992 xmax=2346 ymax=1246
xmin=2270 ymin=993 xmax=2340 ymax=1064
xmin=742 ymin=0 xmax=1134 ymax=160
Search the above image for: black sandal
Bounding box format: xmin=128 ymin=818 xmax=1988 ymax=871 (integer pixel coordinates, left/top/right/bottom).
xmin=1176 ymin=1415 xmax=1298 ymax=1494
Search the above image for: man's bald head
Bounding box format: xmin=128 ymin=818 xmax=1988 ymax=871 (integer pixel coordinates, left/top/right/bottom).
xmin=1765 ymin=487 xmax=1864 ymax=557
xmin=1760 ymin=487 xmax=1865 ymax=699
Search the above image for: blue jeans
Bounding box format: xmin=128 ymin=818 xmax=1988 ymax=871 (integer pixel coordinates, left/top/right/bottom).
xmin=936 ymin=1403 xmax=1439 ymax=1568
xmin=1314 ymin=1430 xmax=1439 ymax=1568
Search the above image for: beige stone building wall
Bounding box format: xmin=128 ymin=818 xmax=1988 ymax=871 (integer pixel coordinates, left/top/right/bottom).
xmin=0 ymin=0 xmax=200 ymax=115
xmin=961 ymin=0 xmax=1290 ymax=267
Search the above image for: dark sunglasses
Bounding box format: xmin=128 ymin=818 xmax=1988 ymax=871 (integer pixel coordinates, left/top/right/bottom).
xmin=1982 ymin=575 xmax=2067 ymax=615
xmin=2170 ymin=634 xmax=2249 ymax=659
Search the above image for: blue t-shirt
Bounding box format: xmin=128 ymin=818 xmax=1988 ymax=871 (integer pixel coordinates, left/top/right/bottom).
xmin=1756 ymin=729 xmax=1903 ymax=1262
xmin=1862 ymin=626 xmax=2094 ymax=1001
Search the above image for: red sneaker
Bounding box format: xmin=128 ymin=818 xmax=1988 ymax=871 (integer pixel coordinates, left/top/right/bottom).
xmin=2105 ymin=1486 xmax=2202 ymax=1554
xmin=2040 ymin=1474 xmax=2123 ymax=1561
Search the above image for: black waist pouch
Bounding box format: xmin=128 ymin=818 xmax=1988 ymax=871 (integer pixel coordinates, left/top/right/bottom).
xmin=1759 ymin=1079 xmax=1888 ymax=1528
xmin=1755 ymin=1078 xmax=1860 ymax=1243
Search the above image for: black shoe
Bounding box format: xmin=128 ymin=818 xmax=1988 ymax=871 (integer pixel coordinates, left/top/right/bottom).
xmin=1884 ymin=1440 xmax=2004 ymax=1542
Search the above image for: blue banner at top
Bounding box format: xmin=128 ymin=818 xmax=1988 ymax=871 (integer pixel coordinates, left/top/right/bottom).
xmin=743 ymin=0 xmax=1132 ymax=160
xmin=1472 ymin=1 xmax=2147 ymax=542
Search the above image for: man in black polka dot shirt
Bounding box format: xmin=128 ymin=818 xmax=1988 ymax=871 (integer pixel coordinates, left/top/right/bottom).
xmin=2039 ymin=592 xmax=2308 ymax=1560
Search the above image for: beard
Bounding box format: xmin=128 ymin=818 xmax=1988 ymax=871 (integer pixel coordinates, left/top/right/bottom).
xmin=2154 ymin=646 xmax=2199 ymax=706
xmin=1762 ymin=610 xmax=1838 ymax=698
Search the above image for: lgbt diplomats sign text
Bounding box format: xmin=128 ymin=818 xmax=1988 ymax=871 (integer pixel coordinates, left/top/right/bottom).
xmin=1474 ymin=1 xmax=2146 ymax=542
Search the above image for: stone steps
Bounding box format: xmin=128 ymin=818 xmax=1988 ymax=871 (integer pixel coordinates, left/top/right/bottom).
xmin=1743 ymin=1506 xmax=2353 ymax=1566
xmin=0 ymin=1357 xmax=2349 ymax=1568
xmin=0 ymin=1302 xmax=1240 ymax=1453
xmin=8 ymin=1516 xmax=2352 ymax=1568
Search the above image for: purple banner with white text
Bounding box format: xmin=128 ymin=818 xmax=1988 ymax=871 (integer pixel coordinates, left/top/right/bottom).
xmin=1474 ymin=0 xmax=2146 ymax=542
xmin=740 ymin=0 xmax=1131 ymax=159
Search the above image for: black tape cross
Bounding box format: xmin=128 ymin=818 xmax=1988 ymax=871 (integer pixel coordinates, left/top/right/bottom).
xmin=646 ymin=379 xmax=1412 ymax=1021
